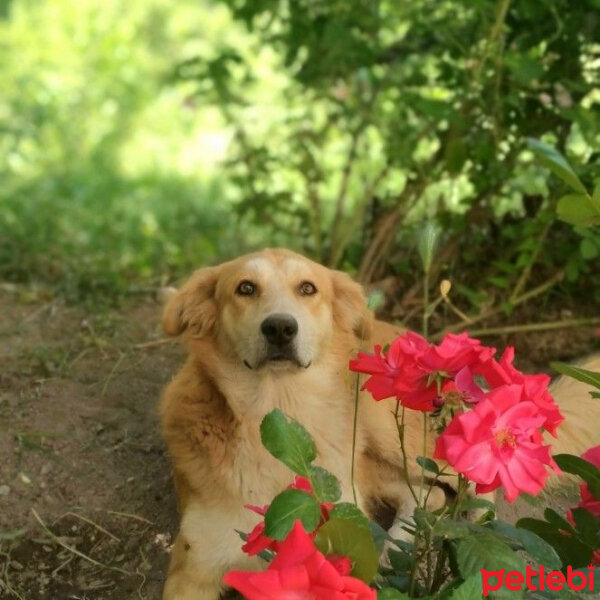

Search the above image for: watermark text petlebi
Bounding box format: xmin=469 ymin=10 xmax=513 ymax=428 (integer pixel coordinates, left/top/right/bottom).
xmin=482 ymin=565 xmax=595 ymax=596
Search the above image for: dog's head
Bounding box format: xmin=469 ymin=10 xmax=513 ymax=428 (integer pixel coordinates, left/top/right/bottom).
xmin=162 ymin=248 xmax=372 ymax=371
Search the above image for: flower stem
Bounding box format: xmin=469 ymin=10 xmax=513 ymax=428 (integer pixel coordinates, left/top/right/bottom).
xmin=394 ymin=402 xmax=419 ymax=504
xmin=419 ymin=414 xmax=428 ymax=505
xmin=422 ymin=266 xmax=430 ymax=338
xmin=351 ymin=371 xmax=360 ymax=506
xmin=430 ymin=476 xmax=468 ymax=593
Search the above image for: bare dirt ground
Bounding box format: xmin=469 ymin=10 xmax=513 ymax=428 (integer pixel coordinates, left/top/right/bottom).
xmin=0 ymin=287 xmax=597 ymax=600
xmin=1 ymin=290 xmax=181 ymax=600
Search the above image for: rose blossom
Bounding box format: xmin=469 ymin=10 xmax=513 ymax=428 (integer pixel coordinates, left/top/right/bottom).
xmin=349 ymin=332 xmax=428 ymax=401
xmin=434 ymin=366 xmax=485 ymax=408
xmin=350 ymin=332 xmax=494 ymax=411
xmin=476 ymin=347 xmax=563 ymax=435
xmin=434 ymin=384 xmax=559 ymax=502
xmin=224 ymin=521 xmax=376 ymax=600
xmin=419 ymin=332 xmax=496 ymax=374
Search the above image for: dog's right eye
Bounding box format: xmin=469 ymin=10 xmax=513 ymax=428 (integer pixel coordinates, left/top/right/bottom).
xmin=236 ymin=280 xmax=256 ymax=296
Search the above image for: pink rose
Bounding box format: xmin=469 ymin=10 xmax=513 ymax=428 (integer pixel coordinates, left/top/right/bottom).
xmin=434 ymin=384 xmax=559 ymax=502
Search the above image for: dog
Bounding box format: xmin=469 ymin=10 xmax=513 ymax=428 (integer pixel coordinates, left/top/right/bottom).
xmin=159 ymin=247 xmax=599 ymax=600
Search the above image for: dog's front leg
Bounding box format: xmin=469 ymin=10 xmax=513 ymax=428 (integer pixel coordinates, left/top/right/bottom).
xmin=163 ymin=533 xmax=224 ymax=600
xmin=163 ymin=503 xmax=262 ymax=600
xmin=381 ymin=483 xmax=446 ymax=566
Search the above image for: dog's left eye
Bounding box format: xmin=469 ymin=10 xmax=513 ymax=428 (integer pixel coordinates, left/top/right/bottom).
xmin=236 ymin=280 xmax=256 ymax=296
xmin=299 ymin=281 xmax=317 ymax=296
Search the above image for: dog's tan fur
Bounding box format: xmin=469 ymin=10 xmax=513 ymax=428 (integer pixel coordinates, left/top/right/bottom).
xmin=159 ymin=248 xmax=599 ymax=600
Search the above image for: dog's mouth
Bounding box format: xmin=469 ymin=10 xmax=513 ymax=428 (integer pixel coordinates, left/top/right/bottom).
xmin=243 ymin=348 xmax=311 ymax=370
xmin=269 ymin=354 xmax=291 ymax=362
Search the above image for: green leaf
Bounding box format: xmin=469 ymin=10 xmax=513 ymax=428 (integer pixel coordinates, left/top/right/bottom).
xmin=594 ymin=180 xmax=600 ymax=203
xmin=551 ymin=362 xmax=600 ymax=390
xmin=553 ymin=454 xmax=600 ymax=498
xmin=570 ymin=508 xmax=600 ymax=547
xmin=434 ymin=519 xmax=473 ymax=540
xmin=488 ymin=275 xmax=509 ymax=289
xmin=580 ymin=237 xmax=599 ymax=260
xmin=445 ymin=137 xmax=468 ymax=175
xmin=260 ymin=409 xmax=316 ymax=476
xmin=556 ymin=194 xmax=600 ymax=227
xmin=314 ymin=518 xmax=379 ymax=583
xmin=387 ymin=548 xmax=412 ymax=572
xmin=543 ymin=507 xmax=576 ymax=534
xmin=591 ymin=392 xmax=600 ymax=399
xmin=517 ymin=517 xmax=592 ymax=568
xmin=450 ymin=573 xmax=483 ymax=600
xmin=527 ymin=138 xmax=587 ymax=194
xmin=378 ymin=590 xmax=410 ymax=600
xmin=328 ymin=502 xmax=370 ymax=528
xmin=308 ymin=465 xmax=341 ymax=503
xmin=489 ymin=521 xmax=562 ymax=570
xmin=454 ymin=534 xmax=526 ymax=578
xmin=264 ymin=489 xmax=321 ymax=540
xmin=369 ymin=521 xmax=392 ymax=553
xmin=457 ymin=497 xmax=497 ymax=515
xmin=416 ymin=456 xmax=439 ymax=475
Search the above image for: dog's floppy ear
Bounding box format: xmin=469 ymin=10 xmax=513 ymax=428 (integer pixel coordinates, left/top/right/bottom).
xmin=331 ymin=270 xmax=373 ymax=340
xmin=162 ymin=267 xmax=218 ymax=337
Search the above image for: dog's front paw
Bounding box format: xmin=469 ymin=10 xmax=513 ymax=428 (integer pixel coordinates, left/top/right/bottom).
xmin=163 ymin=573 xmax=223 ymax=600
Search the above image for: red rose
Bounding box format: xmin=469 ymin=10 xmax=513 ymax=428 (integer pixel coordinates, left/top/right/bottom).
xmin=224 ymin=521 xmax=376 ymax=600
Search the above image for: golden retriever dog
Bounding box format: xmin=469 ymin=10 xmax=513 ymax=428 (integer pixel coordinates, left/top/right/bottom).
xmin=159 ymin=247 xmax=599 ymax=600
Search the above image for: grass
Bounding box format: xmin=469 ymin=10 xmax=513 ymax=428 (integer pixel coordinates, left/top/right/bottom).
xmin=0 ymin=168 xmax=253 ymax=304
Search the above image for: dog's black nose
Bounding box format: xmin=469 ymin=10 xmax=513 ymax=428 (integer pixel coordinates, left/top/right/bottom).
xmin=261 ymin=314 xmax=298 ymax=346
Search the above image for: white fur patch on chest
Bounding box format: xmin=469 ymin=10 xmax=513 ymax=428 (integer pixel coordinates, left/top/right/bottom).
xmin=222 ymin=365 xmax=356 ymax=504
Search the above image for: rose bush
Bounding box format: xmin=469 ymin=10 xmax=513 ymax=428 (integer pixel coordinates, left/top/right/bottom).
xmin=224 ymin=333 xmax=600 ymax=599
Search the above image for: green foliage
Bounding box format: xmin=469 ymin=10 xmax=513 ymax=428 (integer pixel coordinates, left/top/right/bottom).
xmin=263 ymin=488 xmax=321 ymax=540
xmin=526 ymin=139 xmax=587 ymax=196
xmin=527 ymin=139 xmax=600 ymax=228
xmin=2 ymin=0 xmax=599 ymax=310
xmin=0 ymin=0 xmax=256 ymax=301
xmin=516 ymin=447 xmax=600 ymax=570
xmin=329 ymin=502 xmax=371 ymax=528
xmin=416 ymin=456 xmax=440 ymax=476
xmin=307 ymin=465 xmax=342 ymax=503
xmin=487 ymin=521 xmax=561 ymax=570
xmin=176 ymin=0 xmax=599 ymax=302
xmin=518 ymin=510 xmax=597 ymax=569
xmin=449 ymin=574 xmax=483 ymax=600
xmin=553 ymin=454 xmax=600 ymax=498
xmin=379 ymin=590 xmax=411 ymax=600
xmin=260 ymin=409 xmax=317 ymax=477
xmin=315 ymin=518 xmax=380 ymax=583
xmin=550 ymin=363 xmax=600 ymax=391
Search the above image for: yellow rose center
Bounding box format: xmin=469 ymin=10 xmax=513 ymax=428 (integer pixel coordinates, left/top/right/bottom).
xmin=494 ymin=429 xmax=517 ymax=448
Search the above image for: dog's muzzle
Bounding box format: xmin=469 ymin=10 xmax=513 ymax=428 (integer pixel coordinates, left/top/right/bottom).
xmin=243 ymin=313 xmax=310 ymax=369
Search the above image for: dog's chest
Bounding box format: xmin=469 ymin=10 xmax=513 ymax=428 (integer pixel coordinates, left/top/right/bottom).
xmin=226 ymin=372 xmax=356 ymax=504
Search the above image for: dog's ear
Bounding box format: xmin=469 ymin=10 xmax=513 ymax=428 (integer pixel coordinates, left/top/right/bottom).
xmin=162 ymin=267 xmax=218 ymax=337
xmin=331 ymin=270 xmax=373 ymax=340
